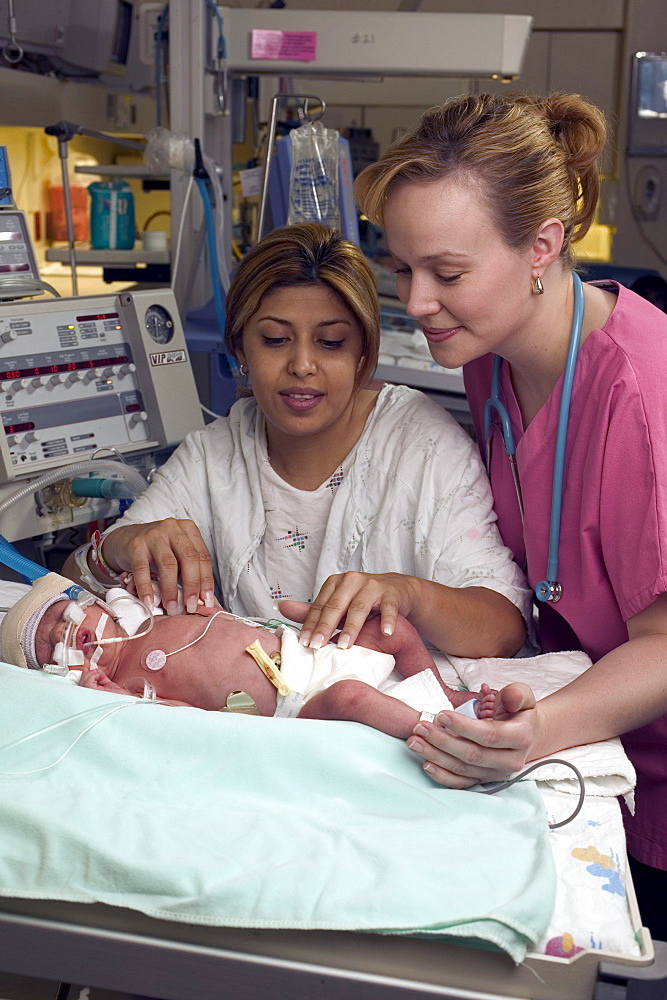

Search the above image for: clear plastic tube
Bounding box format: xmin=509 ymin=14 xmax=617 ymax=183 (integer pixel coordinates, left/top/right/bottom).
xmin=0 ymin=460 xmax=147 ymax=518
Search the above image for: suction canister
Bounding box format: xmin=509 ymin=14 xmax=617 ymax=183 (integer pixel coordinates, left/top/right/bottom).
xmin=88 ymin=180 xmax=135 ymax=250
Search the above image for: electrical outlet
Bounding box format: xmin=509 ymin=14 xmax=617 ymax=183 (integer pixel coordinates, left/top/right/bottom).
xmin=634 ymin=166 xmax=661 ymax=221
xmin=138 ymin=2 xmax=166 ymax=66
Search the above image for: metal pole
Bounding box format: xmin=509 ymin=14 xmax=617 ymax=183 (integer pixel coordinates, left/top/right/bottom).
xmin=55 ymin=138 xmax=78 ymax=297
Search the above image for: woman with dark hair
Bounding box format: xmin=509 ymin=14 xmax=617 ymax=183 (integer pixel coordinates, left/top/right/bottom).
xmin=65 ymin=222 xmax=528 ymax=659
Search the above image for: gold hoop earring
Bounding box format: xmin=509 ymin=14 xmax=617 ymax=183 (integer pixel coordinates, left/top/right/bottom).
xmin=532 ymin=275 xmax=544 ymax=295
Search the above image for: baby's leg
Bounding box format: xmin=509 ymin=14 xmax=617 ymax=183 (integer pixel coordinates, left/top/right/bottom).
xmin=355 ymin=615 xmax=473 ymax=704
xmin=355 ymin=614 xmax=436 ymax=674
xmin=298 ymin=679 xmax=421 ymax=739
xmin=353 ymin=616 xmax=498 ymax=717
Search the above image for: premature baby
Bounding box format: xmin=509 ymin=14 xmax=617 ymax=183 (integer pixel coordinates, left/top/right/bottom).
xmin=1 ymin=573 xmax=497 ymax=739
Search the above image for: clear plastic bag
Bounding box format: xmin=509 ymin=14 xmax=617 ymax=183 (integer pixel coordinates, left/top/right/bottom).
xmin=287 ymin=121 xmax=340 ymax=229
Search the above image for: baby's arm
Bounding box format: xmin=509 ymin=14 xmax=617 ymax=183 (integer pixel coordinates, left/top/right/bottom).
xmin=78 ymin=668 xmax=194 ymax=707
xmin=79 ymin=668 xmax=132 ymax=695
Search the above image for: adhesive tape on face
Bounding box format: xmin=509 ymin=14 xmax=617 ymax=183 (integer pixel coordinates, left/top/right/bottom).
xmin=64 ymin=602 xmax=86 ymax=626
xmin=53 ymin=642 xmax=84 ymax=667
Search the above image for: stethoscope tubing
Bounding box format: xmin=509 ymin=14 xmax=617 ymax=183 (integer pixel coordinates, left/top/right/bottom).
xmin=484 ymin=272 xmax=585 ymax=603
xmin=545 ymin=272 xmax=584 ymax=589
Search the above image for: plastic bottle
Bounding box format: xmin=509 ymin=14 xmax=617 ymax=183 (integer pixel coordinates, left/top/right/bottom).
xmin=88 ymin=180 xmax=135 ymax=250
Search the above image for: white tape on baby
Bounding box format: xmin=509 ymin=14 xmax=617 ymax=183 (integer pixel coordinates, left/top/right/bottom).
xmin=454 ymin=699 xmax=479 ymax=718
xmin=419 ymin=711 xmax=436 ymax=722
xmin=274 ymin=689 xmax=306 ymax=718
xmin=63 ymin=602 xmax=86 ymax=626
xmin=89 ymin=613 xmax=109 ymax=668
xmin=52 ymin=642 xmax=84 ymax=667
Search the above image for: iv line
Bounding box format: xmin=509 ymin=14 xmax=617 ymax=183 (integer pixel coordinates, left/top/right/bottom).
xmin=0 ymin=700 xmax=156 ymax=776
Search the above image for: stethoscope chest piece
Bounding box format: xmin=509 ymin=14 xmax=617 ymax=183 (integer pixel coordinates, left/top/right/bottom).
xmin=535 ymin=580 xmax=562 ymax=604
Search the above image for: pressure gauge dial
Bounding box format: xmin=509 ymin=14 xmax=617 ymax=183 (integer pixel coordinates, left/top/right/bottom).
xmin=144 ymin=304 xmax=174 ymax=345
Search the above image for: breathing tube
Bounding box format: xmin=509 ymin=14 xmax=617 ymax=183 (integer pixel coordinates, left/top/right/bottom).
xmin=0 ymin=459 xmax=147 ymax=519
xmin=0 ymin=535 xmax=81 ymax=591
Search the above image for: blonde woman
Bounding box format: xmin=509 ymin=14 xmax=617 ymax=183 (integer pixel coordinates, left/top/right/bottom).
xmin=349 ymin=92 xmax=667 ymax=937
xmin=65 ymin=223 xmax=528 ymax=659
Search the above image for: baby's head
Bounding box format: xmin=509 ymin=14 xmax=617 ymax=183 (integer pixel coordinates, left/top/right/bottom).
xmin=0 ymin=574 xmax=145 ymax=673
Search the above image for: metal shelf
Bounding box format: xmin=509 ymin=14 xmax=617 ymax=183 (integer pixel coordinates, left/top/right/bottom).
xmin=74 ymin=165 xmax=168 ymax=179
xmin=45 ymin=248 xmax=170 ymax=266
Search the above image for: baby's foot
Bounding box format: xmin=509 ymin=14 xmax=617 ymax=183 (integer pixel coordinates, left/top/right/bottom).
xmin=474 ymin=683 xmax=498 ymax=719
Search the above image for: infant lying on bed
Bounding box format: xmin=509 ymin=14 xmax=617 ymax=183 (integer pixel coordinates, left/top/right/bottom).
xmin=1 ymin=573 xmax=497 ymax=738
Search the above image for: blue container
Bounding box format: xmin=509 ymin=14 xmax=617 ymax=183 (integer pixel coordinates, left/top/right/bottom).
xmin=88 ymin=180 xmax=135 ymax=250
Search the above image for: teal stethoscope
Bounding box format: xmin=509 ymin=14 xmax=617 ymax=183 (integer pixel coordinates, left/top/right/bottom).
xmin=484 ymin=272 xmax=584 ymax=604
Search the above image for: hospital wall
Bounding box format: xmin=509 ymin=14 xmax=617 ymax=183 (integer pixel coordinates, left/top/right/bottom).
xmin=0 ymin=0 xmax=664 ymax=276
xmin=294 ymin=0 xmax=667 ymax=276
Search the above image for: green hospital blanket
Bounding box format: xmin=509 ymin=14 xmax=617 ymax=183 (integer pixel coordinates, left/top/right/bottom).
xmin=0 ymin=662 xmax=556 ymax=962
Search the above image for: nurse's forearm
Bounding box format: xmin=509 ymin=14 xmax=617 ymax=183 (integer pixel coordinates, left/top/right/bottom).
xmin=531 ymin=634 xmax=667 ymax=760
xmin=407 ymin=578 xmax=526 ymax=658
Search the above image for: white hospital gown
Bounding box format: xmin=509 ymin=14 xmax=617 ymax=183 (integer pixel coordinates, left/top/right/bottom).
xmin=109 ymin=384 xmax=531 ymax=624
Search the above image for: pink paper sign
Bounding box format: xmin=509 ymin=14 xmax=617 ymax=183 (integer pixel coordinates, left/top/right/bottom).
xmin=251 ymin=29 xmax=318 ymax=62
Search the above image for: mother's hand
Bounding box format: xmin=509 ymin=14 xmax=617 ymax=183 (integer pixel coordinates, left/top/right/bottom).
xmin=281 ymin=571 xmax=419 ymax=649
xmin=102 ymin=518 xmax=215 ymax=615
xmin=406 ymin=683 xmax=539 ymax=787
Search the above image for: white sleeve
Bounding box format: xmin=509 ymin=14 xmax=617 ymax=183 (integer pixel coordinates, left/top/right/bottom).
xmin=357 ymin=388 xmax=532 ymax=624
xmin=422 ymin=425 xmax=532 ymax=623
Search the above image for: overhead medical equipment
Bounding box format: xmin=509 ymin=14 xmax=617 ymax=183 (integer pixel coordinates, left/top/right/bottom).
xmin=218 ymin=8 xmax=532 ymax=80
xmin=485 ymin=272 xmax=584 ymax=604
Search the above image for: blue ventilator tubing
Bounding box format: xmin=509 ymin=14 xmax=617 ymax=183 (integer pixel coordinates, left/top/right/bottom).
xmin=195 ymin=174 xmax=227 ymax=341
xmin=70 ymin=478 xmax=135 ymax=500
xmin=0 ymin=534 xmax=82 ymax=598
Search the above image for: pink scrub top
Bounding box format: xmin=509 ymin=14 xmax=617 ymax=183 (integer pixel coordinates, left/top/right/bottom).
xmin=464 ymin=282 xmax=667 ymax=870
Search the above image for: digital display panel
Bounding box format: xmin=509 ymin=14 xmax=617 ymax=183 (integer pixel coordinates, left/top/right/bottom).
xmin=0 ymin=354 xmax=130 ymax=380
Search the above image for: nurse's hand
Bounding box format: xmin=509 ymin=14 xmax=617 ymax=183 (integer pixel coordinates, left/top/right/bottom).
xmin=280 ymin=571 xmax=418 ymax=649
xmin=101 ymin=519 xmax=216 ymax=616
xmin=406 ymin=683 xmax=539 ymax=787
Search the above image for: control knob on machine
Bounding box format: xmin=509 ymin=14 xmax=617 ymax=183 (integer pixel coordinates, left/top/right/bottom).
xmin=31 ymin=376 xmax=49 ymax=388
xmin=24 ymin=430 xmax=41 ymax=444
xmin=67 ymin=371 xmax=85 ymax=385
xmin=0 ymin=328 xmax=17 ymax=344
xmin=129 ymin=410 xmax=148 ymax=427
xmin=84 ymin=367 xmax=104 ymax=382
xmin=119 ymin=363 xmax=136 ymax=377
xmin=8 ymin=378 xmax=30 ymax=393
xmin=49 ymin=373 xmax=66 ymax=385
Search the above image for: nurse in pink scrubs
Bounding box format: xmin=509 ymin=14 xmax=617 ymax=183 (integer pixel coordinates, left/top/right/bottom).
xmin=309 ymin=92 xmax=667 ymax=938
